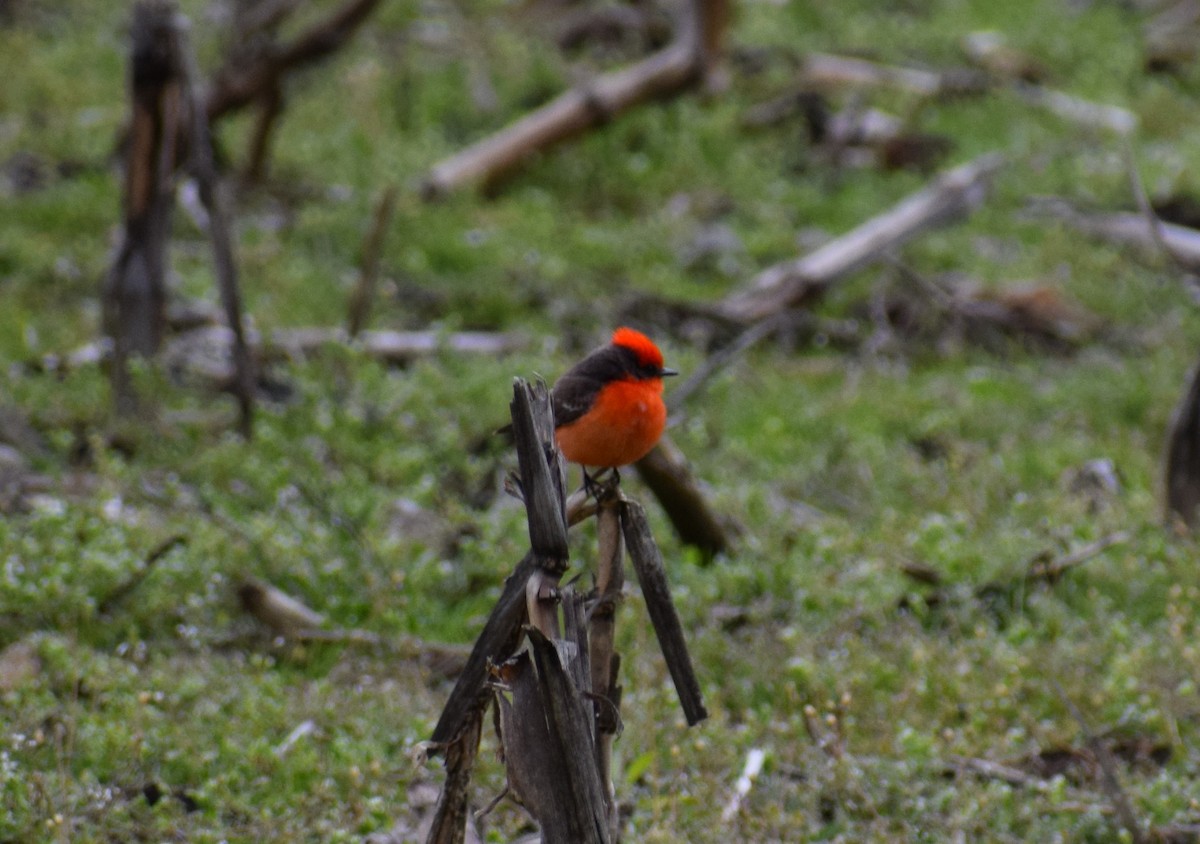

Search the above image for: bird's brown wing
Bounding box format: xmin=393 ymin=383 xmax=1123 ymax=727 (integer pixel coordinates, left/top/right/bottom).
xmin=551 ymin=345 xmax=636 ymax=427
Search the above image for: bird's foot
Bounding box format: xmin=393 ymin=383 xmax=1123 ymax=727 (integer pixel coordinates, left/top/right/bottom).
xmin=582 ymin=467 xmax=620 ymax=501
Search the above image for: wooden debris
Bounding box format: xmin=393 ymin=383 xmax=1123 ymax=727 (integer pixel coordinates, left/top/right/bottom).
xmin=430 ymin=379 xmax=703 ymax=841
xmin=800 ymin=49 xmax=1132 ymax=135
xmin=962 ymin=31 xmax=1050 ymax=83
xmin=423 ymin=40 xmax=699 ymax=196
xmin=621 ymin=499 xmax=708 ymax=726
xmin=1165 ymin=352 xmax=1200 ymax=529
xmin=103 ymin=1 xmax=255 ymax=433
xmin=887 ymin=277 xmax=1106 ymax=353
xmin=238 ymin=576 xmax=327 ymax=637
xmin=943 ymin=754 xmax=1048 ymax=789
xmin=175 ymin=20 xmax=256 ymax=437
xmin=634 ymin=435 xmax=732 ymax=557
xmin=1013 ymin=83 xmax=1137 ymax=135
xmin=1023 ymin=532 xmax=1129 ymax=586
xmin=206 ymin=0 xmax=384 ymax=178
xmin=430 ymin=552 xmax=535 ymax=748
xmin=422 ymin=0 xmax=729 ymax=196
xmin=1027 ymin=198 xmax=1200 ymax=267
xmin=347 ymin=184 xmax=399 ymax=339
xmin=721 ymin=747 xmax=767 ymax=822
xmin=527 ymin=627 xmax=613 ymax=843
xmin=148 ymin=326 xmax=527 ymax=393
xmin=494 ymin=651 xmax=569 ymax=826
xmin=273 ymin=719 xmax=317 ymax=758
xmin=718 ymin=152 xmax=1005 ymax=324
xmin=97 ymin=533 xmax=187 ymax=615
xmin=1142 ymin=0 xmax=1200 ymax=74
xmin=742 ymin=90 xmax=951 ymax=173
xmin=801 ymin=52 xmax=988 ymax=98
xmin=271 ymin=327 xmax=527 ymax=365
xmin=427 ymin=708 xmax=485 ymax=844
xmin=510 ymin=379 xmax=570 ymax=567
xmin=104 ymin=0 xmax=186 ymax=411
xmin=588 ymin=493 xmax=625 ymax=838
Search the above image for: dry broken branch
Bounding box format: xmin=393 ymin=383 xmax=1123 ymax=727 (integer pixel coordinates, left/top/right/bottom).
xmin=1030 ymin=198 xmax=1200 ymax=267
xmin=105 ymin=0 xmax=186 ymax=411
xmin=206 ymin=0 xmax=384 ymax=121
xmin=621 ymin=499 xmax=708 ymax=726
xmin=422 ymin=0 xmax=729 ymax=196
xmin=1013 ymin=83 xmax=1137 ymax=135
xmin=347 ymin=185 xmax=399 ymax=338
xmin=423 ymin=40 xmax=700 ymax=196
xmin=176 ymin=19 xmax=256 ymax=436
xmin=801 ymin=52 xmax=988 ymax=98
xmin=634 ymin=435 xmax=732 ymax=557
xmin=718 ymin=152 xmax=1005 ymax=323
xmin=1165 ymin=352 xmax=1200 ymax=529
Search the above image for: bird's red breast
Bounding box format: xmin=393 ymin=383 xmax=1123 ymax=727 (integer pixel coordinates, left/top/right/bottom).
xmin=551 ymin=327 xmax=675 ymax=469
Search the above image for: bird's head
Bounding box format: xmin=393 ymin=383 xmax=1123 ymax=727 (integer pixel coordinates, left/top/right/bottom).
xmin=611 ymin=326 xmax=677 ymax=379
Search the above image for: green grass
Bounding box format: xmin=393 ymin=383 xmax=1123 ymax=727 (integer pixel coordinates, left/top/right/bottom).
xmin=4 ymin=0 xmax=1200 ymax=840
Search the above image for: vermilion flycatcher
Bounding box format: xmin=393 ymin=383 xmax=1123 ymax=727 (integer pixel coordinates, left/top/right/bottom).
xmin=551 ymin=327 xmax=677 ymax=472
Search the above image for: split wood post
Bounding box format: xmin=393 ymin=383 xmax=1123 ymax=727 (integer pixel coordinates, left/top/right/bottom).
xmin=426 ymin=379 xmax=707 ymax=843
xmin=105 ymin=1 xmax=255 ymax=434
xmin=104 ymin=0 xmax=185 ymax=412
xmin=1165 ymin=352 xmax=1200 ymax=529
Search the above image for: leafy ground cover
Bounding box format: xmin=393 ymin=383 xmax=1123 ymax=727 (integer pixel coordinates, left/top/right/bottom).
xmin=3 ymin=0 xmax=1200 ymax=840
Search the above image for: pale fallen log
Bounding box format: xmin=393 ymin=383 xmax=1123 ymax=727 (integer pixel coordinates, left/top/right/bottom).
xmin=803 ymin=50 xmax=1134 ymax=134
xmin=154 ymin=326 xmax=527 ymax=387
xmin=422 ymin=40 xmax=699 ymax=196
xmin=422 ymin=0 xmax=730 ymax=196
xmin=1029 ymin=199 xmax=1200 ymax=266
xmin=801 ymin=52 xmax=987 ymax=97
xmin=961 ymin=30 xmax=1049 ymax=83
xmin=1013 ymin=83 xmax=1137 ymax=135
xmin=718 ymin=152 xmax=1005 ymax=323
xmin=278 ymin=327 xmax=528 ymax=364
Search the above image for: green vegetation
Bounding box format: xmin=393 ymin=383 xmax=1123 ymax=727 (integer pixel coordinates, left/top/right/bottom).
xmin=3 ymin=0 xmax=1200 ymax=840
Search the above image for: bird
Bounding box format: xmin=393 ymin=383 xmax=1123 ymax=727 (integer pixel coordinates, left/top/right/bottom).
xmin=551 ymin=327 xmax=676 ymax=484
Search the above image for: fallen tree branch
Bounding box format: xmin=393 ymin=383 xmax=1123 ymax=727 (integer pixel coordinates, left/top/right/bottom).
xmin=1029 ymin=198 xmax=1200 ymax=267
xmin=206 ymin=0 xmax=384 ymax=121
xmin=634 ymin=435 xmax=733 ymax=557
xmin=718 ymin=152 xmax=1005 ymax=323
xmin=423 ymin=39 xmax=700 ymax=196
xmin=1013 ymin=83 xmax=1137 ymax=135
xmin=422 ymin=0 xmax=730 ymax=196
xmin=176 ymin=18 xmax=257 ymax=436
xmin=943 ymin=755 xmax=1048 ymax=789
xmin=801 ymin=52 xmax=988 ymax=97
xmin=151 ymin=327 xmax=527 ymax=390
xmin=347 ymin=184 xmax=399 ymax=338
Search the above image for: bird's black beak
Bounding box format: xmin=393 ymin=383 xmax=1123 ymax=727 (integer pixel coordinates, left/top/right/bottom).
xmin=660 ymin=367 xmax=679 ymax=377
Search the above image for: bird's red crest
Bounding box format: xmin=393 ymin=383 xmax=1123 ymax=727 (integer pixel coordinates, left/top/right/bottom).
xmin=611 ymin=327 xmax=663 ymax=369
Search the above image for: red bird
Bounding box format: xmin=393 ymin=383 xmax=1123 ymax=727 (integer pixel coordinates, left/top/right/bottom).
xmin=551 ymin=327 xmax=676 ymax=474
